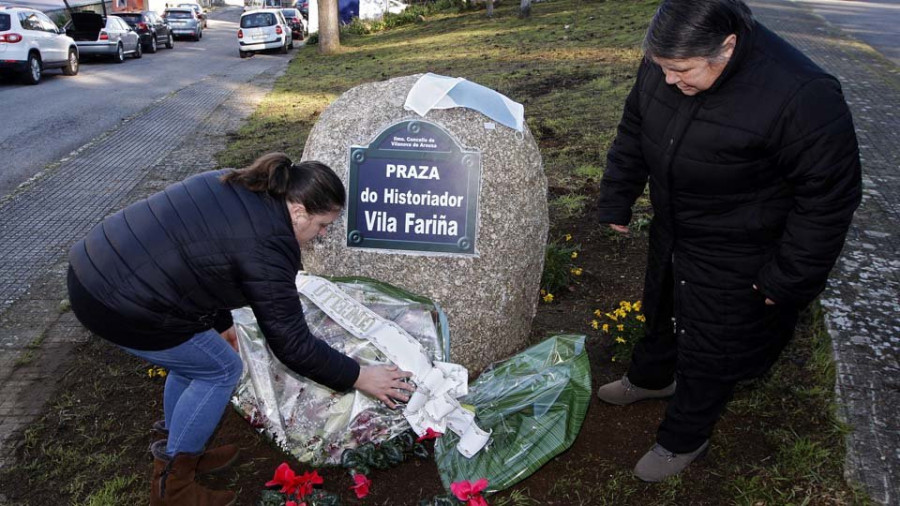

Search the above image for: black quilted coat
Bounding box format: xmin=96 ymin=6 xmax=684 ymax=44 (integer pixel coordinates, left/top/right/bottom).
xmin=68 ymin=170 xmax=360 ymax=392
xmin=596 ymin=23 xmax=862 ymax=381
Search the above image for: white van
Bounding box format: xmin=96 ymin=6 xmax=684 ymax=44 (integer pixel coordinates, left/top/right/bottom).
xmin=237 ymin=8 xmax=291 ymax=58
xmin=243 ymin=0 xmax=283 ymax=12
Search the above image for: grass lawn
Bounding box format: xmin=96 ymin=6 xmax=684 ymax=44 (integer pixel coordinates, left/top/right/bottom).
xmin=0 ymin=0 xmax=873 ymax=504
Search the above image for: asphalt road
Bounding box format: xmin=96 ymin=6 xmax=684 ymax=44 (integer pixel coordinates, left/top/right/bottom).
xmin=0 ymin=6 xmax=289 ymax=198
xmin=791 ymin=0 xmax=900 ymax=66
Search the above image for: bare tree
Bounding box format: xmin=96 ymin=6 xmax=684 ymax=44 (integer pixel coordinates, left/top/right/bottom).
xmin=318 ymin=0 xmax=341 ymax=55
xmin=519 ymin=0 xmax=531 ymax=18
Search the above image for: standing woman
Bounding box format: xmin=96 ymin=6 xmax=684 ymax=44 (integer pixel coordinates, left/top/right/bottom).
xmin=67 ymin=153 xmax=415 ymax=505
xmin=594 ymin=0 xmax=862 ymax=481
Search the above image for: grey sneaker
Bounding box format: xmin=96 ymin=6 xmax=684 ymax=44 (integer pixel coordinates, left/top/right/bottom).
xmin=596 ymin=376 xmax=675 ymax=405
xmin=634 ymin=440 xmax=710 ymax=482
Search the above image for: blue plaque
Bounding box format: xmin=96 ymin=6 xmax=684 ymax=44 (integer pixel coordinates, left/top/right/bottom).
xmin=347 ymin=120 xmax=481 ymax=254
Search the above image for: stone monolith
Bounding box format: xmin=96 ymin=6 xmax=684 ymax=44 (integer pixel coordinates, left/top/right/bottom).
xmin=301 ymin=74 xmax=548 ymax=371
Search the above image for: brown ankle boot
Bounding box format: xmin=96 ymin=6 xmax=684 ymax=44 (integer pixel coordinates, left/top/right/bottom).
xmin=195 ymin=443 xmax=239 ymax=474
xmin=153 ymin=435 xmax=240 ymax=474
xmin=150 ymin=441 xmax=236 ymax=506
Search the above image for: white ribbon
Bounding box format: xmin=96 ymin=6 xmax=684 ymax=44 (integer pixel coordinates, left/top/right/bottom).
xmin=296 ymin=273 xmax=490 ymax=458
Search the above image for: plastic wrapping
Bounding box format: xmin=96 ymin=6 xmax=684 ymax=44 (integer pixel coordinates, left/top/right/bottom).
xmin=434 ymin=335 xmax=591 ymax=494
xmin=230 ymin=276 xmax=448 ymax=466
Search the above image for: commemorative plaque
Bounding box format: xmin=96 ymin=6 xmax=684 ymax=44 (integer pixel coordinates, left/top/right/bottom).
xmin=347 ymin=120 xmax=481 ymax=254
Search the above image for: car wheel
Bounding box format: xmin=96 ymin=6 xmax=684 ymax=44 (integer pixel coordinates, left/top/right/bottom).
xmin=22 ymin=52 xmax=41 ymax=85
xmin=62 ymin=49 xmax=79 ymax=76
xmin=166 ymin=33 xmax=174 ymax=49
xmin=148 ymin=34 xmax=158 ymax=53
xmin=195 ymin=30 xmax=201 ymax=41
xmin=114 ymin=43 xmax=125 ymax=63
xmin=133 ymin=40 xmax=143 ymax=58
xmin=288 ymin=39 xmax=294 ymax=50
xmin=239 ymin=50 xmax=249 ymax=58
xmin=280 ymin=39 xmax=288 ymax=54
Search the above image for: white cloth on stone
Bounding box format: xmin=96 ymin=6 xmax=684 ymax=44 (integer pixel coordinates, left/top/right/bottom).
xmin=404 ymin=73 xmax=524 ymax=132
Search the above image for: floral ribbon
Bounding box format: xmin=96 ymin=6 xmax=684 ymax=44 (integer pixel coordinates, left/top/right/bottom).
xmin=295 ymin=273 xmax=491 ymax=458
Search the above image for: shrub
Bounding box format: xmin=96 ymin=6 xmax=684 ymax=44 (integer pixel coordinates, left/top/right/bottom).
xmin=592 ymin=300 xmax=645 ymax=362
xmin=540 ymin=236 xmax=581 ymax=301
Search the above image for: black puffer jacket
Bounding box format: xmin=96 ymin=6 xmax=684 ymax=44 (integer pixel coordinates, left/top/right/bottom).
xmin=68 ymin=170 xmax=360 ymax=392
xmin=597 ymin=23 xmax=861 ymax=381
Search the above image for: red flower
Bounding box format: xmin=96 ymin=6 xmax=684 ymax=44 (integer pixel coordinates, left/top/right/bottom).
xmin=295 ymin=470 xmax=324 ymax=498
xmin=349 ymin=473 xmax=371 ymax=499
xmin=285 ymin=502 xmax=306 ymax=506
xmin=265 ymin=462 xmax=299 ymax=495
xmin=416 ymin=427 xmax=444 ymax=443
xmin=265 ymin=463 xmax=323 ymax=498
xmin=451 ymin=478 xmax=489 ymax=506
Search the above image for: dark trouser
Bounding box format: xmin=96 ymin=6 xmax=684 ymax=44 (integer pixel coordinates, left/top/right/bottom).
xmin=626 ymin=267 xmax=736 ymax=454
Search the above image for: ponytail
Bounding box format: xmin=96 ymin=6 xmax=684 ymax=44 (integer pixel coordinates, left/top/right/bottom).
xmin=222 ymin=152 xmax=346 ymax=213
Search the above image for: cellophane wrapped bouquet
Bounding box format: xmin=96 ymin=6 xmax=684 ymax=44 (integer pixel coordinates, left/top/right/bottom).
xmin=231 ymin=276 xmax=448 ymax=466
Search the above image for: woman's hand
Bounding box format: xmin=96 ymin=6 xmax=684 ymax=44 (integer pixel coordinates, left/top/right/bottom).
xmin=220 ymin=326 xmax=239 ymax=352
xmin=609 ymin=224 xmax=630 ymax=234
xmin=354 ymin=365 xmax=415 ymax=409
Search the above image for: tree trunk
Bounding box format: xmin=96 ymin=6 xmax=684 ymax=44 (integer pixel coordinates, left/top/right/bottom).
xmin=486 ymin=0 xmax=493 ymax=17
xmin=317 ymin=0 xmax=341 ymax=55
xmin=518 ymin=0 xmax=531 ymax=18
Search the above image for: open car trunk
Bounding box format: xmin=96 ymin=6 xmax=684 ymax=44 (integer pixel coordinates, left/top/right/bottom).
xmin=66 ymin=12 xmax=104 ymax=41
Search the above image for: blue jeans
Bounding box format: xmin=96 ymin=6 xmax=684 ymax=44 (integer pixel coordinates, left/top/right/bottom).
xmin=122 ymin=329 xmax=243 ymax=456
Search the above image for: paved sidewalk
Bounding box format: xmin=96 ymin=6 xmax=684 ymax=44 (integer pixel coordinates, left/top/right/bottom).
xmin=0 ymin=55 xmax=287 ymax=470
xmin=749 ymin=1 xmax=900 ymax=504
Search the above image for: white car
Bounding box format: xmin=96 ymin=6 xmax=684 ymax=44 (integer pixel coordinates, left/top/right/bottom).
xmin=237 ymin=9 xmax=292 ymax=58
xmin=0 ymin=6 xmax=79 ymax=84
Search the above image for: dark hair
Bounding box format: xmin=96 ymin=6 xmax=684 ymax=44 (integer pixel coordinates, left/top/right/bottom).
xmin=222 ymin=152 xmax=345 ymax=214
xmin=643 ymin=0 xmax=754 ymax=60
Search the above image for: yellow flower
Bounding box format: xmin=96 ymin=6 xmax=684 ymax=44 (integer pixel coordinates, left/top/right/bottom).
xmin=147 ymin=368 xmax=155 ymax=378
xmin=634 ymin=301 xmax=642 ymax=312
xmin=615 ymin=337 xmax=626 ymax=344
xmin=611 ymin=356 xmax=617 ymax=362
xmin=591 ymin=320 xmax=599 ymax=330
xmin=570 ymin=267 xmax=583 ymax=276
xmin=542 ymin=293 xmax=554 ymax=303
xmin=617 ymin=324 xmax=625 ymax=332
xmin=571 ymin=251 xmax=578 ymax=259
xmin=158 ymin=370 xmax=167 ymax=377
xmin=636 ymin=314 xmax=646 ymax=322
xmin=602 ymin=323 xmax=609 ymax=333
xmin=593 ymin=309 xmax=603 ymax=317
xmin=614 ymin=308 xmax=626 ymax=318
xmin=606 ymin=312 xmax=618 ymax=322
xmin=620 ymin=301 xmax=632 ymax=312
xmin=540 ymin=289 xmax=546 ymax=296
xmin=564 ymin=234 xmax=572 ymax=241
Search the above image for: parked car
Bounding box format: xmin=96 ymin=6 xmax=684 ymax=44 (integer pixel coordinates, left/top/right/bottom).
xmin=280 ymin=8 xmax=304 ymax=40
xmin=162 ymin=7 xmax=202 ymax=41
xmin=65 ymin=12 xmax=141 ymax=63
xmin=244 ymin=0 xmax=282 ymax=11
xmin=110 ymin=11 xmax=173 ymax=53
xmin=237 ymin=8 xmax=291 ymax=58
xmin=0 ymin=6 xmax=79 ymax=84
xmin=294 ymin=0 xmax=307 ymax=19
xmin=176 ymin=2 xmax=207 ymax=29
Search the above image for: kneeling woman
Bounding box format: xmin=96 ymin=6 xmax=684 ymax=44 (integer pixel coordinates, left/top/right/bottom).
xmin=67 ymin=153 xmax=414 ymax=505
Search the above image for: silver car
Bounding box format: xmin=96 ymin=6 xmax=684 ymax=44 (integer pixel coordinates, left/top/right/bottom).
xmin=163 ymin=8 xmax=203 ymax=41
xmin=65 ymin=12 xmax=141 ymax=63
